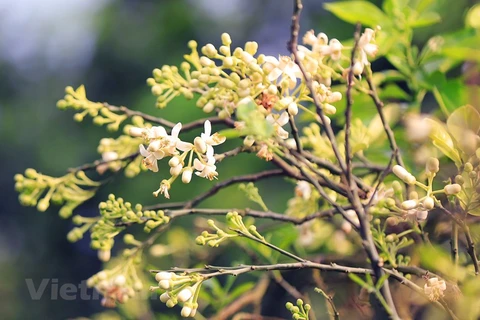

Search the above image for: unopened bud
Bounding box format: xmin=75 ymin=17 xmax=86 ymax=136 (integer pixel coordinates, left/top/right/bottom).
xmin=444 ymin=184 xmax=462 ymax=195
xmin=426 ymin=157 xmax=440 ymax=174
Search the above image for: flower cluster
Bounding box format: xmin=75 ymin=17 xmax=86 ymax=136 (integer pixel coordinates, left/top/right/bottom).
xmin=87 ymin=266 xmax=143 ymax=308
xmin=129 ymin=120 xmax=226 ymax=198
xmin=286 ymin=299 xmax=311 ymax=320
xmin=377 ymin=158 xmax=463 ymax=222
xmin=152 ymin=271 xmax=203 ymax=317
xmin=15 ymin=169 xmax=99 ymax=218
xmin=57 ymin=85 xmax=128 ymax=131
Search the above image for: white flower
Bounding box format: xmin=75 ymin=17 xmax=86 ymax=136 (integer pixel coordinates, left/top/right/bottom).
xmin=194 ymin=149 xmax=218 ymax=180
xmin=263 ymin=55 xmax=302 ymax=89
xmin=153 ymin=180 xmax=171 ymax=199
xmin=341 ymin=209 xmax=360 ymax=233
xmin=256 ymin=144 xmax=273 ymax=161
xmin=295 ymin=181 xmax=312 ymax=200
xmin=424 ymin=277 xmax=446 ymax=301
xmin=139 ymin=144 xmax=159 ymax=172
xmin=200 ymin=120 xmax=226 ymax=154
xmin=266 ymin=111 xmax=290 ymax=139
xmin=353 ymin=28 xmax=379 ymax=74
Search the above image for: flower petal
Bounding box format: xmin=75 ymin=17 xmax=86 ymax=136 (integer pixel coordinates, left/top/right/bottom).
xmin=171 ymin=123 xmax=182 ymax=139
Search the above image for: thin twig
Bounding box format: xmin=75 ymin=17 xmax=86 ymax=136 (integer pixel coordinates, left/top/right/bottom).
xmin=104 ymin=103 xmax=176 ymax=127
xmin=344 ymin=23 xmax=362 ymax=185
xmin=147 ymin=169 xmax=286 ymax=210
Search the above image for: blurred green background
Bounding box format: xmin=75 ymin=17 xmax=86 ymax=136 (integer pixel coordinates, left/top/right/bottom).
xmin=0 ymin=0 xmax=474 ymax=319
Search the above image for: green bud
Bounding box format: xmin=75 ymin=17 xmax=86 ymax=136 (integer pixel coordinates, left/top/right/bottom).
xmin=455 ymin=175 xmax=465 ymax=185
xmin=25 ymin=168 xmax=38 ymax=179
xmin=465 ymin=162 xmax=474 ymax=173
xmin=124 ymin=234 xmax=135 ymax=244
xmin=195 ymin=236 xmax=206 ymax=245
xmin=286 ymin=302 xmax=294 ymax=310
xmin=59 ymin=205 xmax=73 ymax=219
xmin=73 ymin=113 xmax=84 ymax=122
xmin=37 ymin=199 xmax=50 ymax=212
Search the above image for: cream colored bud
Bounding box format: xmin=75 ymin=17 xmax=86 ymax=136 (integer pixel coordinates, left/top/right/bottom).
xmin=177 ymin=288 xmax=193 ymax=302
xmin=98 ymin=249 xmax=111 ymax=262
xmin=114 ymin=275 xmax=126 ymax=286
xmin=328 ymin=91 xmax=342 ymax=103
xmin=392 ymin=165 xmax=416 ymax=185
xmin=194 ymin=137 xmax=207 ymax=153
xmin=159 ymin=280 xmax=170 ymax=289
xmin=324 ymin=104 xmax=336 ymax=115
xmin=416 ymin=210 xmax=428 ymax=221
xmin=182 ymin=168 xmax=193 ymax=184
xmin=288 ymin=102 xmax=298 ymax=115
xmin=160 ymin=292 xmax=170 ymax=303
xmin=129 ymin=126 xmax=144 ymax=137
xmin=200 ymin=56 xmax=213 ymax=67
xmin=243 ymin=135 xmax=255 ymax=147
xmin=267 ymin=84 xmax=278 ymax=95
xmin=168 ymin=156 xmax=180 ymax=167
xmin=155 ymin=271 xmax=173 ymax=282
xmin=181 ymin=306 xmax=193 ymax=317
xmin=401 ymin=200 xmax=418 ymax=210
xmin=203 ymin=102 xmax=215 ymax=113
xmin=423 ymin=197 xmax=435 ymax=210
xmin=352 ymin=61 xmax=363 ymax=75
xmin=444 ymin=184 xmax=462 ymax=195
xmin=170 ymin=164 xmax=182 ymax=176
xmin=221 ymin=33 xmax=232 ymax=46
xmin=426 ymin=157 xmax=440 ymax=174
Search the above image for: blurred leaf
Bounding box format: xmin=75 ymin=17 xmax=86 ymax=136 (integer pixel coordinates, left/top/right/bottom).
xmin=324 ymin=1 xmax=389 ymax=27
xmin=417 ymin=245 xmax=467 ymax=281
xmin=426 ymin=118 xmax=462 ymax=166
xmin=446 ymin=105 xmax=480 ymax=156
xmin=225 ymin=282 xmax=256 ymax=304
xmin=379 ymin=84 xmax=410 ymax=101
xmin=408 ymin=12 xmax=441 ymax=28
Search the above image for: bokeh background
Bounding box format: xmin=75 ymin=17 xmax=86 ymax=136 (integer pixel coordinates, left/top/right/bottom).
xmin=0 ymin=0 xmax=474 ymax=319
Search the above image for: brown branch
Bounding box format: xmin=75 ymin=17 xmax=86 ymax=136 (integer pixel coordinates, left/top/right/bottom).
xmin=211 ymin=276 xmax=270 ymax=320
xmin=104 ymin=103 xmax=176 ymax=127
xmin=344 ymin=23 xmax=362 ymax=184
xmin=147 ymin=169 xmax=286 ymax=211
xmin=68 ymin=152 xmax=140 ymax=173
xmin=363 ymin=73 xmax=405 ymax=170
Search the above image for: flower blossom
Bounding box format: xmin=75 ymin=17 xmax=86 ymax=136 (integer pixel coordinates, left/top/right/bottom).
xmin=194 ymin=148 xmax=218 ymax=180
xmin=263 ymin=55 xmax=302 ymax=89
xmin=266 ymin=111 xmax=290 ymax=139
xmin=353 ymin=28 xmax=379 ymax=75
xmin=424 ymin=277 xmax=447 ymax=301
xmin=200 ymin=120 xmax=226 ymax=154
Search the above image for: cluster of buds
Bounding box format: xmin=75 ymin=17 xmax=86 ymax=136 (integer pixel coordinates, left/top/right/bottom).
xmin=96 ymin=134 xmax=145 ymax=178
xmin=129 ymin=120 xmax=226 ymax=198
xmin=389 ymin=159 xmax=462 ymax=222
xmin=87 ymin=267 xmax=143 ymax=308
xmin=57 ymin=85 xmax=128 ymax=131
xmin=152 ymin=271 xmax=203 ymax=317
xmin=286 ymin=299 xmax=311 ymax=320
xmin=196 ymin=212 xmax=264 ymax=247
xmin=424 ymin=277 xmax=447 ymax=302
xmin=68 ymin=194 xmax=170 ymax=261
xmin=15 ymin=169 xmax=99 ymax=218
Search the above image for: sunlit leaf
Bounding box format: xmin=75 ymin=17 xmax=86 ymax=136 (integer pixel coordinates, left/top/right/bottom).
xmin=324 ymin=1 xmax=389 ymax=27
xmin=446 ymin=105 xmax=480 ymax=156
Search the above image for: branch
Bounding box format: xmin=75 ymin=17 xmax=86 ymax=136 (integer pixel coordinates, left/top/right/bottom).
xmin=147 ymin=169 xmax=286 ymax=210
xmin=344 ymin=23 xmax=362 ymax=184
xmin=104 ymin=103 xmax=176 ymax=127
xmin=363 ymin=73 xmax=405 ymax=170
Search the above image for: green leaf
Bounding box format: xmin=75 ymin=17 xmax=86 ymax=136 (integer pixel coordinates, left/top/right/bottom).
xmin=226 ymin=282 xmax=256 ymax=303
xmin=324 ymin=1 xmax=389 ymax=27
xmin=408 ymin=11 xmax=441 ymax=28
